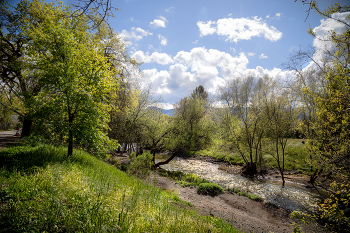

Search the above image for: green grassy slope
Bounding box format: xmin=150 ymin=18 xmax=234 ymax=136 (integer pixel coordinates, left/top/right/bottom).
xmin=0 ymin=144 xmax=239 ymax=232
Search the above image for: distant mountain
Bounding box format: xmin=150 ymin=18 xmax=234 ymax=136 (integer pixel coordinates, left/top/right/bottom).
xmin=148 ymin=107 xmax=174 ymax=116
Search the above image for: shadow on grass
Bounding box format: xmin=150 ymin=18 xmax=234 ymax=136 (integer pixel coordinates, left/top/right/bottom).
xmin=0 ymin=144 xmax=69 ymax=175
xmin=0 ymin=141 xmax=104 ymax=178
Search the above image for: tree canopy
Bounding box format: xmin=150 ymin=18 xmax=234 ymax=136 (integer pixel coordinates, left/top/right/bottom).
xmin=0 ymin=0 xmax=121 ymax=156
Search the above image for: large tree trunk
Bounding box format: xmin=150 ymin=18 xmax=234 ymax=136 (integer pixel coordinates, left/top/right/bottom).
xmin=68 ymin=114 xmax=73 ymax=157
xmin=280 ymin=168 xmax=285 ymax=187
xmin=21 ymin=116 xmax=32 ymax=137
xmin=152 ymin=150 xmax=156 ymax=165
xmin=68 ymin=128 xmax=73 ymax=157
xmin=241 ymin=162 xmax=257 ymax=176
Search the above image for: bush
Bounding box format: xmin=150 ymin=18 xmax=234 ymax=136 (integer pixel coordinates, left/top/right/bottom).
xmin=127 ymin=151 xmax=153 ymax=178
xmin=181 ymin=173 xmax=208 ymax=187
xmin=197 ymin=183 xmax=224 ymax=196
xmin=177 ymin=180 xmax=191 ymax=187
xmin=291 ymin=180 xmax=350 ymax=232
xmin=158 ymin=170 xmax=208 ymax=187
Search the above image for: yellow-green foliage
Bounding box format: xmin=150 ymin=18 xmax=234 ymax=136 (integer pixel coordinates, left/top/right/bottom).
xmin=127 ymin=151 xmax=153 ymax=178
xmin=291 ymin=180 xmax=350 ymax=232
xmin=317 ymin=181 xmax=350 ymax=231
xmin=198 ymin=138 xmax=311 ymax=173
xmin=292 ymin=180 xmax=350 ymax=232
xmin=0 ymin=144 xmax=239 ymax=232
xmin=10 ymin=0 xmax=120 ymax=155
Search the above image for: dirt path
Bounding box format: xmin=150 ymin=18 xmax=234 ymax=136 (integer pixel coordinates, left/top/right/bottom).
xmin=152 ymin=174 xmax=326 ymax=233
xmin=0 ymin=130 xmax=19 ymax=151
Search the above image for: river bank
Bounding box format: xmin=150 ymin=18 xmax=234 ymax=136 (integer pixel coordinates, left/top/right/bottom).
xmin=108 ymin=153 xmax=327 ymax=232
xmin=179 ymin=153 xmax=329 ymax=189
xmin=150 ymin=172 xmax=325 ymax=233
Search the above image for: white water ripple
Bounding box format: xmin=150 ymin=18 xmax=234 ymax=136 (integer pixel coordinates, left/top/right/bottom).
xmin=156 ymin=156 xmax=324 ymax=213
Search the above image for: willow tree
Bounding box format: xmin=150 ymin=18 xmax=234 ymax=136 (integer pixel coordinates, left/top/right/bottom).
xmin=22 ymin=0 xmax=119 ymax=156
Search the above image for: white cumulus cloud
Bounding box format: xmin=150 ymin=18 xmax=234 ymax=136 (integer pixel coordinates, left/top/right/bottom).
xmin=150 ymin=52 xmax=173 ymax=65
xmin=119 ymin=27 xmax=152 ymax=46
xmin=304 ymin=12 xmax=350 ymax=70
xmin=259 ymin=53 xmax=268 ymax=59
xmin=165 ymin=7 xmax=175 ymax=13
xmin=150 ymin=16 xmax=168 ymax=28
xmin=158 ymin=34 xmax=167 ymax=45
xmin=197 ymin=20 xmax=216 ymax=36
xmin=132 ymin=51 xmax=173 ymax=65
xmin=140 ymin=46 xmax=295 ymax=106
xmin=197 ymin=17 xmax=282 ymax=42
xmin=143 ymin=69 xmax=171 ymax=95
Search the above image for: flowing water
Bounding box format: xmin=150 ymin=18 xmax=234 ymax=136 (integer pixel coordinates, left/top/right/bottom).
xmin=155 ymin=155 xmax=326 ymax=213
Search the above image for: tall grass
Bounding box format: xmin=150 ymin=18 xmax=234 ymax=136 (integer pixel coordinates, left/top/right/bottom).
xmin=0 ymin=143 xmax=239 ymax=232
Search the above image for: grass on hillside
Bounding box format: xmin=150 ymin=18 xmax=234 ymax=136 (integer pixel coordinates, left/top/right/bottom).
xmin=196 ymin=138 xmax=313 ymax=174
xmin=0 ymin=143 xmax=239 ymax=232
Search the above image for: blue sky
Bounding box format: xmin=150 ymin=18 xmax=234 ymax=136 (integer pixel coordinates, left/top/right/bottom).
xmin=108 ymin=0 xmax=349 ymax=108
xmin=7 ymin=0 xmax=350 ymax=108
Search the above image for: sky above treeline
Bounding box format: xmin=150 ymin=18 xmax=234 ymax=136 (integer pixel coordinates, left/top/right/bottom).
xmin=7 ymin=0 xmax=350 ymax=109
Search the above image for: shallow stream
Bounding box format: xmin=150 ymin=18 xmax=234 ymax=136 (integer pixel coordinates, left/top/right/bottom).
xmin=155 ymin=155 xmax=326 ymax=213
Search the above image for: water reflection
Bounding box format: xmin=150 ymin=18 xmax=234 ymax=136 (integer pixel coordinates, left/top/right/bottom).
xmin=155 ymin=155 xmax=324 ymax=213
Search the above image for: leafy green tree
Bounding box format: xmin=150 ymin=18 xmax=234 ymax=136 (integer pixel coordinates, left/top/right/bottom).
xmin=106 ymin=33 xmax=142 ymax=153
xmin=0 ymin=84 xmax=21 ymax=130
xmin=0 ymin=0 xmax=42 ymax=136
xmin=172 ymin=89 xmax=214 ymax=155
xmin=109 ymin=85 xmax=158 ymax=154
xmin=138 ymin=107 xmax=172 ymax=166
xmin=0 ymin=0 xmax=117 ymax=137
xmin=261 ymin=81 xmax=298 ymax=186
xmin=191 ymin=85 xmax=208 ymax=101
xmin=218 ymin=75 xmax=266 ymax=175
xmin=21 ymin=0 xmax=119 ymax=156
xmin=311 ymin=7 xmax=350 ymax=229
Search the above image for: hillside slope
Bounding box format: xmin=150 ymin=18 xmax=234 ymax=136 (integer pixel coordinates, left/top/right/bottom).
xmin=0 ymin=142 xmax=238 ymax=232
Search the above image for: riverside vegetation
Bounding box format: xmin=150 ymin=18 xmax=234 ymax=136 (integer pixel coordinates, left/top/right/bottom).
xmin=157 ymin=169 xmax=264 ymax=202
